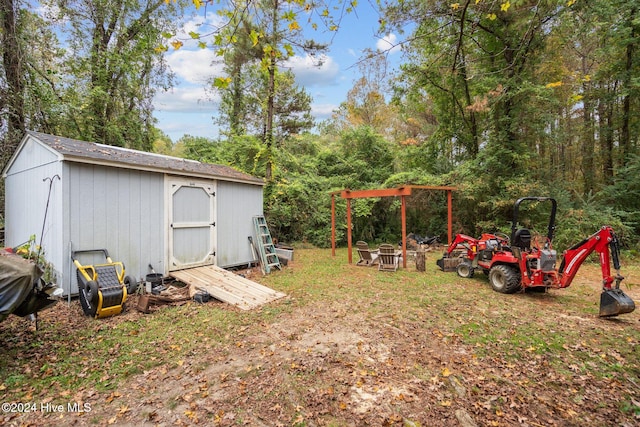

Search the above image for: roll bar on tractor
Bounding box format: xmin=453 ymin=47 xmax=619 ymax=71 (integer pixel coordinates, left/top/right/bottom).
xmin=510 ymin=197 xmax=557 ymax=247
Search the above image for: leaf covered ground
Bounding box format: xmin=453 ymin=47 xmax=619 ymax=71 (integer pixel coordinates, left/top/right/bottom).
xmin=1 ymin=248 xmax=639 ymax=426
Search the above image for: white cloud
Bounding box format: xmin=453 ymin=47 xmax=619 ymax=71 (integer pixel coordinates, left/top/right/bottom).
xmin=180 ymin=14 xmax=224 ymax=38
xmin=284 ymin=54 xmax=341 ymax=87
xmin=155 ymin=111 xmax=219 ymax=140
xmin=160 ymin=12 xmax=229 ymax=86
xmin=165 ymin=48 xmax=223 ymax=85
xmin=154 ymin=85 xmax=219 ymax=113
xmin=376 ymin=33 xmax=401 ymax=54
xmin=312 ymin=103 xmax=339 ymax=119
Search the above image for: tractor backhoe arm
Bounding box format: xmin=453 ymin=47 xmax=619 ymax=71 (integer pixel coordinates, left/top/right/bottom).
xmin=444 ymin=232 xmax=509 ymax=256
xmin=558 ymin=226 xmax=635 ymax=317
xmin=558 ymin=226 xmax=620 ymax=289
xmin=437 ymin=234 xmax=481 ymax=272
xmin=445 ymin=234 xmax=478 ymax=255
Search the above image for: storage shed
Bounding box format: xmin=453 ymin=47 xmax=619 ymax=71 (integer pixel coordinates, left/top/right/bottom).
xmin=2 ymin=131 xmax=265 ymax=296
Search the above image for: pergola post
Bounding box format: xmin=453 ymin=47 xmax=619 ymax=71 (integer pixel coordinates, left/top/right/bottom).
xmin=331 ymin=193 xmax=336 ymax=256
xmin=447 ymin=189 xmax=453 ymax=245
xmin=401 ymin=195 xmax=407 ymax=268
xmin=346 ymin=198 xmax=352 ymax=264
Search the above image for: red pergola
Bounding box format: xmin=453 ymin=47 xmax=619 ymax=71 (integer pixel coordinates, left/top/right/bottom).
xmin=330 ymin=185 xmax=457 ymax=268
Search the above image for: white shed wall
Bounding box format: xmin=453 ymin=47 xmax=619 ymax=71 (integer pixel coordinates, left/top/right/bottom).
xmin=216 ymin=181 xmax=264 ymax=267
xmin=62 ymin=163 xmax=165 ymax=294
xmin=4 ymin=139 xmax=65 ymax=289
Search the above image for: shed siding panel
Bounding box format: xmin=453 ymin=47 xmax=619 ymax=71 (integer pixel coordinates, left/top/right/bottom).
xmin=140 ymin=174 xmax=162 ymax=271
xmin=5 ymin=137 xmax=58 ymax=175
xmin=4 ymin=161 xmax=64 ymax=284
xmin=216 ymin=182 xmax=263 ymax=267
xmin=66 ymin=164 xmax=164 ymax=294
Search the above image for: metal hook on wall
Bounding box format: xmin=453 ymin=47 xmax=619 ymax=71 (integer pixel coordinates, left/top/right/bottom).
xmin=38 ymin=174 xmax=61 ymax=259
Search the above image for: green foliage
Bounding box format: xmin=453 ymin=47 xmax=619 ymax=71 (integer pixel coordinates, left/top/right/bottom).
xmin=89 ymin=0 xmax=640 ymax=252
xmin=203 ymin=0 xmax=336 ymax=179
xmin=258 ymin=120 xmax=638 ymax=251
xmin=338 ymin=126 xmax=395 ymax=184
xmin=216 ymin=65 xmax=314 ymax=141
xmin=13 ymin=235 xmax=56 ymax=283
xmin=555 ymin=195 xmax=631 ymax=251
xmin=27 ymin=0 xmax=185 ymax=149
xmin=598 ymin=154 xmax=640 ymax=234
xmin=3 ymin=0 xmax=639 ymax=255
xmin=266 ymin=177 xmax=340 ymax=248
xmin=393 ymin=141 xmax=454 ymax=175
xmin=265 ymin=135 xmax=343 ymax=247
xmin=180 ymin=135 xmax=267 ymax=178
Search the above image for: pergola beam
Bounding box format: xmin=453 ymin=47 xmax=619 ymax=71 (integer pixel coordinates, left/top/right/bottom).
xmin=341 ymin=187 xmax=412 ymax=199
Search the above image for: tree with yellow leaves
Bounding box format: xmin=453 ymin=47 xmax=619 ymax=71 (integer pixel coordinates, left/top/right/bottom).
xmin=183 ymin=0 xmax=351 ymax=180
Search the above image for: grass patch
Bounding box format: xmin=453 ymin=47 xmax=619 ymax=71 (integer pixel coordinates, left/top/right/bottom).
xmin=1 ymin=247 xmax=639 ymax=425
xmin=0 ymin=302 xmax=262 ymax=400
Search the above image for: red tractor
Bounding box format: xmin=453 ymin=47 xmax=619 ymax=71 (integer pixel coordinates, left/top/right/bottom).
xmin=438 ymin=197 xmax=635 ymax=317
xmin=436 ymin=232 xmax=510 ymax=278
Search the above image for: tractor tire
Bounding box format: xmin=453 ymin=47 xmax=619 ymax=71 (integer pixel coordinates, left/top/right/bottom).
xmin=456 ymin=261 xmax=474 ymax=278
xmin=488 ymin=264 xmax=521 ymax=294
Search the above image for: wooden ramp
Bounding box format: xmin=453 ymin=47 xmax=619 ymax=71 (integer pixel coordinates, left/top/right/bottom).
xmin=169 ymin=265 xmax=286 ymax=310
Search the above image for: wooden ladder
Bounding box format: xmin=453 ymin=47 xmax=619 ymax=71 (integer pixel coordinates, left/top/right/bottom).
xmin=253 ymin=215 xmax=281 ymax=274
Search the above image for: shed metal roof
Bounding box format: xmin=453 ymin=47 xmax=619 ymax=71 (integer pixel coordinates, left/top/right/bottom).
xmin=12 ymin=131 xmax=264 ymax=185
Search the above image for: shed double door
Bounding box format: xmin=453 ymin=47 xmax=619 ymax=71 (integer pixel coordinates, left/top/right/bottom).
xmin=167 ymin=178 xmax=216 ymax=271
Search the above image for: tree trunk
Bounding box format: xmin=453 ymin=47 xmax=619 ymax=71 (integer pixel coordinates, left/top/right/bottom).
xmin=415 ymin=249 xmax=425 ymax=272
xmin=598 ymin=91 xmax=614 ymax=185
xmin=264 ymin=0 xmax=278 ymax=182
xmin=620 ymin=6 xmax=637 ymax=163
xmin=1 ymin=0 xmax=25 ymax=152
xmin=581 ymin=76 xmax=595 ymax=195
xmin=1 ymin=0 xmax=25 ymax=221
xmin=230 ymin=60 xmax=243 ymax=136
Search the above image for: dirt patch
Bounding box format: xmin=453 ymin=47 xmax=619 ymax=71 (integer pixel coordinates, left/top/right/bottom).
xmin=1 ymin=259 xmax=639 ymax=426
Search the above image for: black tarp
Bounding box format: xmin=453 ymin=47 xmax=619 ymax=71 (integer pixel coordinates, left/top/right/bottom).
xmin=0 ymin=253 xmax=40 ymax=322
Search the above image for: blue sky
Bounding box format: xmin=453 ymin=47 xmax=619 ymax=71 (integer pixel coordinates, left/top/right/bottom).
xmin=152 ymin=2 xmax=402 ymax=142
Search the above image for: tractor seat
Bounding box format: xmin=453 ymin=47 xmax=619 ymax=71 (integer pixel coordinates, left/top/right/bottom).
xmin=512 ymin=228 xmax=532 ymax=250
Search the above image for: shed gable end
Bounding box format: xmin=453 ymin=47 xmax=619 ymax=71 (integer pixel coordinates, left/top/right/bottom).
xmin=4 ymin=137 xmax=60 ymax=177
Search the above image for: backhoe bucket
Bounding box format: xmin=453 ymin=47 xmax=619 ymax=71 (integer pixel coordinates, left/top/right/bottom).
xmin=599 ymin=289 xmax=635 ymax=317
xmin=436 ymin=256 xmax=462 ymax=272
